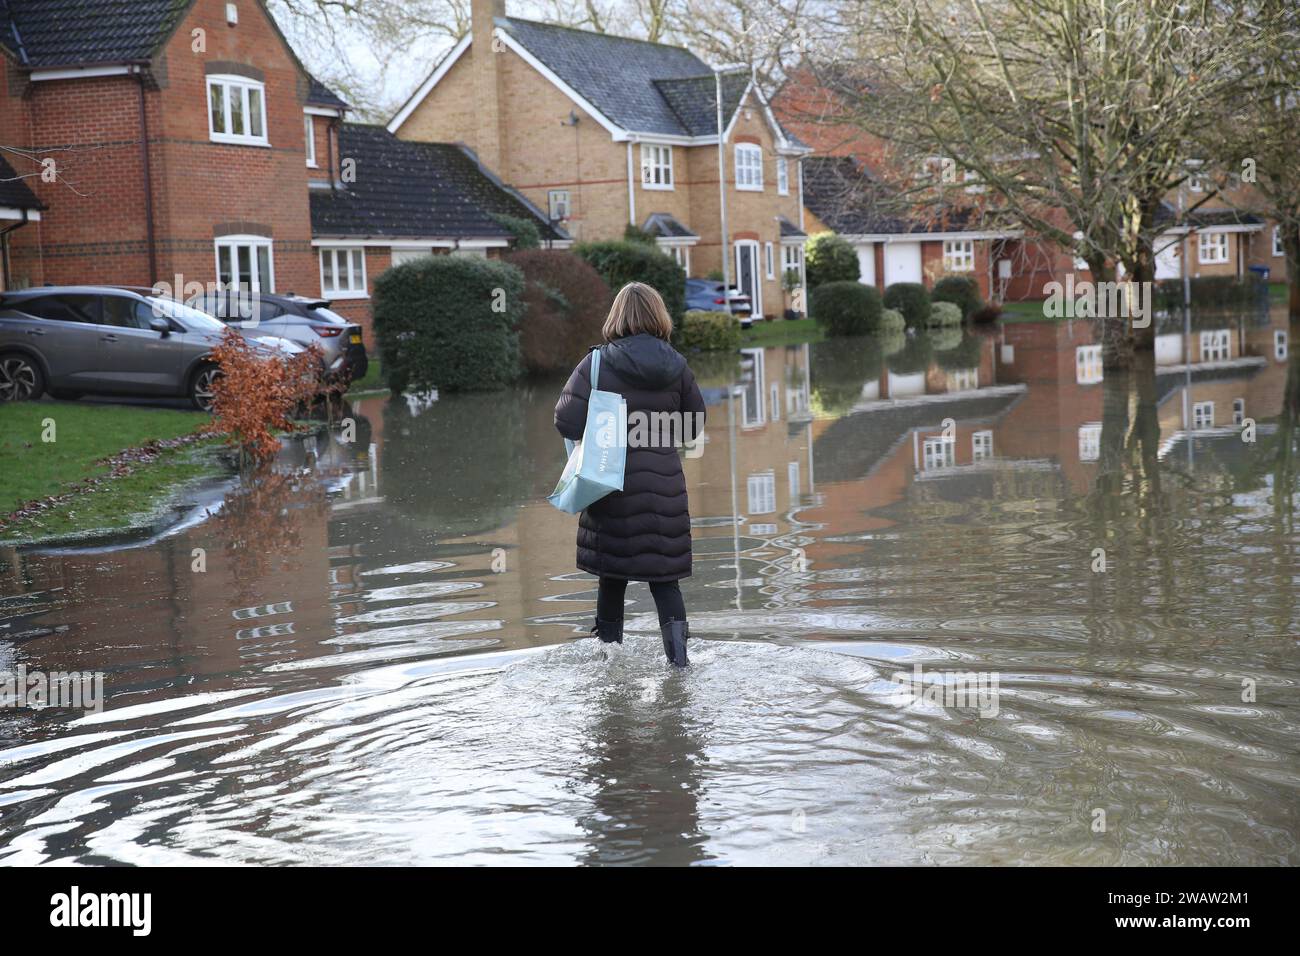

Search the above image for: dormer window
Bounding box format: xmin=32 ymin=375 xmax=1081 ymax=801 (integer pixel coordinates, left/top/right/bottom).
xmin=735 ymin=143 xmax=763 ymax=191
xmin=208 ymin=75 xmax=268 ymax=146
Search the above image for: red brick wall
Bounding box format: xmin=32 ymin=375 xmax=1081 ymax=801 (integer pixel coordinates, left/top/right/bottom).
xmin=5 ymin=0 xmax=318 ymax=296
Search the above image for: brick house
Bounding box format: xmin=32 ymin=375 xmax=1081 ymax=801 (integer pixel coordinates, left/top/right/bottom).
xmin=388 ymin=0 xmax=812 ymax=319
xmin=0 ymin=0 xmax=558 ymax=341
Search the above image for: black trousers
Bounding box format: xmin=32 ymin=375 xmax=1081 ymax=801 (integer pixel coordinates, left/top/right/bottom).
xmin=597 ymin=577 xmax=686 ymax=627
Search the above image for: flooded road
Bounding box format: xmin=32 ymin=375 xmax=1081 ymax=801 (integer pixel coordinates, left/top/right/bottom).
xmin=1 ymin=312 xmax=1297 ymax=865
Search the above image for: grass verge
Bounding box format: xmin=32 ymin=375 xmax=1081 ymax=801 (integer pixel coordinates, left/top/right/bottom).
xmin=740 ymin=316 xmax=824 ymax=347
xmin=346 ymin=358 xmax=388 ymax=396
xmin=0 ymin=401 xmax=224 ymax=543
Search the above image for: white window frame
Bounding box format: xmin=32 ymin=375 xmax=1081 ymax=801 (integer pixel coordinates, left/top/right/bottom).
xmin=548 ymin=189 xmax=571 ymax=221
xmin=319 ymin=246 xmax=368 ymax=299
xmin=781 ymin=243 xmax=803 ymax=273
xmin=735 ymin=143 xmax=763 ymax=191
xmin=746 ymin=472 xmax=776 ymax=515
xmin=777 ymin=156 xmax=789 ymax=195
xmin=1076 ymin=344 xmax=1103 ymax=384
xmin=1078 ymin=423 xmax=1101 ymax=462
xmin=972 ymin=430 xmax=993 ymax=461
xmin=1198 ymin=232 xmax=1229 ymax=265
xmin=1232 ymin=398 xmax=1246 ymax=426
xmin=764 ymin=241 xmax=775 ymax=280
xmin=1276 ymin=329 xmax=1288 ymax=361
xmin=215 ymin=235 xmax=274 ymax=293
xmin=1200 ymin=329 xmax=1230 ymax=362
xmin=207 ymin=74 xmax=269 ymax=147
xmin=1273 ymin=227 xmax=1284 ymax=258
xmin=943 ymin=239 xmax=974 ymax=272
xmin=389 ymin=247 xmax=434 ymax=267
xmin=922 ymin=436 xmax=955 ymax=471
xmin=304 ymin=114 xmax=317 ymax=167
xmin=640 ymin=144 xmax=674 ymax=190
xmin=1192 ymin=401 xmax=1214 ymax=429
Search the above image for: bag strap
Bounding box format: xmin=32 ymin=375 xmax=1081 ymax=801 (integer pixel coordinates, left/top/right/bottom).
xmin=589 ymin=347 xmax=601 ymax=391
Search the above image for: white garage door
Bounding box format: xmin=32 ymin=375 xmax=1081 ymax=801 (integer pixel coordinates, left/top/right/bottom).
xmin=1154 ymin=234 xmax=1181 ymax=280
xmin=884 ymin=241 xmax=923 ymax=285
xmin=856 ymin=243 xmax=876 ymax=285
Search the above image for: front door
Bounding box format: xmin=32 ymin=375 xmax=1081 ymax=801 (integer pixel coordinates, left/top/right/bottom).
xmin=735 ymin=240 xmax=762 ymax=317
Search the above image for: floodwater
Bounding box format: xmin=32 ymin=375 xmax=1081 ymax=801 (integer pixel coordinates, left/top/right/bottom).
xmin=1 ymin=312 xmax=1297 ymax=866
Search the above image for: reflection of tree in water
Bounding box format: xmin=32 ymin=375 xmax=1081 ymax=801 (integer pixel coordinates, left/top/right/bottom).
xmin=576 ymin=674 xmax=708 ymax=866
xmin=810 ymin=336 xmax=882 ymax=416
xmin=932 ymin=330 xmax=983 ymax=370
xmin=885 ymin=332 xmax=932 ymax=375
xmin=923 ymin=324 xmax=963 ymax=354
xmin=383 ymin=390 xmax=531 ymax=537
xmin=208 ymin=469 xmax=330 ymax=604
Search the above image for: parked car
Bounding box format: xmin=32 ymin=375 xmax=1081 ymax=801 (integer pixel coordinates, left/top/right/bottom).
xmin=0 ymin=286 xmax=303 ymax=410
xmin=685 ymin=278 xmax=753 ymax=319
xmin=187 ymin=291 xmax=367 ymax=383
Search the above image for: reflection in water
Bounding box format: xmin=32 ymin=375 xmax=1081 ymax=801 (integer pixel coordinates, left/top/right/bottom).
xmin=0 ymin=311 xmax=1297 ymax=865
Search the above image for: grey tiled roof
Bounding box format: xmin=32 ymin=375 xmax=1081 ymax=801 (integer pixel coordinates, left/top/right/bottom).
xmin=307 ymin=75 xmax=349 ymax=110
xmin=642 ymin=212 xmax=697 ymax=239
xmin=803 ymin=155 xmax=979 ymax=236
xmin=1155 ymin=201 xmax=1263 ymax=229
xmin=501 ymin=17 xmax=761 ymax=138
xmin=653 ymin=72 xmax=749 ymax=136
xmin=0 ymin=0 xmax=191 ymax=67
xmin=0 ymin=154 xmax=44 ymax=209
xmin=778 ymin=216 xmax=806 ymax=239
xmin=311 ymin=124 xmax=565 ymax=241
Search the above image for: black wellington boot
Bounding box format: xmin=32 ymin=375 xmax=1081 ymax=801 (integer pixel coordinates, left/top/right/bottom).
xmin=660 ymin=620 xmax=689 ymax=667
xmin=591 ymin=618 xmax=623 ymax=644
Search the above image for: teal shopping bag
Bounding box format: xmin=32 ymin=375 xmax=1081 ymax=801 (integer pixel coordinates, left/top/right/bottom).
xmin=547 ymin=348 xmax=626 ymax=514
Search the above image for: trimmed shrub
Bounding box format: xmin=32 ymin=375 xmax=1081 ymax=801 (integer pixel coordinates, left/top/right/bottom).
xmin=929 ymin=301 xmax=964 ymax=326
xmin=880 ymin=308 xmax=906 ymax=331
xmin=932 ymin=275 xmax=983 ymax=319
xmin=1153 ymin=274 xmax=1268 ymax=314
xmin=811 ymin=280 xmax=883 ymax=336
xmin=805 ymin=232 xmax=860 ymax=288
xmin=623 ymin=222 xmax=658 ymax=245
xmin=507 ymin=249 xmax=612 ymax=375
xmin=575 ymin=240 xmax=686 ymax=322
xmin=373 ymin=255 xmax=523 ymax=394
xmin=489 ymin=213 xmax=541 ymax=250
xmin=883 ymin=282 xmax=932 ymax=327
xmin=677 ymin=310 xmax=741 ymax=352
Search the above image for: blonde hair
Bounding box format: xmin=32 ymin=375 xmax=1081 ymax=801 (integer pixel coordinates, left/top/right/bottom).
xmin=601 ymin=282 xmax=674 ymax=342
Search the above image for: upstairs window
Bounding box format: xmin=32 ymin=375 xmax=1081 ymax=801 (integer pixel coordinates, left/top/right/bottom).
xmin=548 ymin=189 xmax=571 ymax=220
xmin=208 ymin=75 xmax=268 ymax=146
xmin=305 ymin=115 xmax=317 ymax=167
xmin=777 ymin=156 xmax=789 ymax=195
xmin=735 ymin=143 xmax=763 ymax=191
xmin=641 ymin=144 xmax=673 ymax=189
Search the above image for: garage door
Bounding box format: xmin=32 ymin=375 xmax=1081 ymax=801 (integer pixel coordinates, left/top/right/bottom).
xmin=856 ymin=243 xmax=876 ymax=285
xmin=884 ymin=241 xmax=923 ymax=285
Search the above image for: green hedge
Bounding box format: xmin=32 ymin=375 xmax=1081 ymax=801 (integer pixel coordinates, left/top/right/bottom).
xmin=1154 ymin=275 xmax=1268 ymax=314
xmin=932 ymin=276 xmax=983 ymax=319
xmin=373 ymin=255 xmax=523 ymax=393
xmin=884 ymin=282 xmax=932 ymax=327
xmin=811 ymin=280 xmax=883 ymax=336
xmin=810 ymin=336 xmax=882 ymax=415
xmin=929 ymin=301 xmax=963 ymax=326
xmin=677 ymin=310 xmax=740 ymax=352
xmin=575 ymin=240 xmax=686 ymax=322
xmin=806 ymin=232 xmax=861 ymax=288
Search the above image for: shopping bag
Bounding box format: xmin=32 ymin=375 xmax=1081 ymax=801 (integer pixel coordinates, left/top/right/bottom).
xmin=547 ymin=348 xmax=626 ymax=514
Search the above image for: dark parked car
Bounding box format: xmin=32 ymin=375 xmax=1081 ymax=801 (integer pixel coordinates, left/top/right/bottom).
xmin=0 ymin=286 xmax=303 ymax=410
xmin=188 ymin=291 xmax=367 ymax=383
xmin=685 ymin=278 xmax=752 ymax=318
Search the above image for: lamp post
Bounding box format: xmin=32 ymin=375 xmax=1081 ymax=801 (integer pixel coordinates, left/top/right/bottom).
xmin=715 ymin=66 xmax=744 ymax=298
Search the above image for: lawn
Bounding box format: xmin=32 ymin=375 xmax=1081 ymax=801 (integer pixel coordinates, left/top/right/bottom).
xmin=346 ymin=358 xmax=387 ymax=396
xmin=0 ymin=401 xmax=221 ymax=541
xmin=739 ymin=316 xmax=824 ymax=346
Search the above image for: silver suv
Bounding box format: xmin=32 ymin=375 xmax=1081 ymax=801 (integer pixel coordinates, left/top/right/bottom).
xmin=0 ymin=286 xmax=303 ymax=410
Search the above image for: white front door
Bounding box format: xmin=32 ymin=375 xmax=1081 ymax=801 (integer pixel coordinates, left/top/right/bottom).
xmin=735 ymin=240 xmax=762 ymax=316
xmin=883 ymin=241 xmax=923 ymax=285
xmin=857 ymin=243 xmax=876 ymax=285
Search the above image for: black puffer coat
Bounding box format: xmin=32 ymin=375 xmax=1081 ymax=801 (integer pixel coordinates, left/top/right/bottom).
xmin=554 ymin=333 xmax=707 ymax=582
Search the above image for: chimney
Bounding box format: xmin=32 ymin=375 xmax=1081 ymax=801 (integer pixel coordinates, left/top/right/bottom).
xmin=471 ymin=0 xmax=506 ymax=174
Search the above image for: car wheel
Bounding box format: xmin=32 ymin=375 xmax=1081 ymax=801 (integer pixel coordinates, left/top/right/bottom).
xmin=0 ymin=352 xmax=45 ymax=402
xmin=48 ymin=388 xmax=83 ymax=402
xmin=189 ymin=363 xmax=221 ymax=412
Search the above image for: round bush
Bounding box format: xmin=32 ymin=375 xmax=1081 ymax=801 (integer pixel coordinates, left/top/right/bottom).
xmin=676 ymin=310 xmax=740 ymax=352
xmin=810 ymin=336 xmax=882 ymax=416
xmin=811 ymin=281 xmax=883 ymax=336
xmin=575 ymin=240 xmax=686 ymax=322
xmin=506 ymin=249 xmax=612 ymax=375
xmin=880 ymin=308 xmax=905 ymax=331
xmin=929 ymin=301 xmax=963 ymax=326
xmin=372 ymin=255 xmax=523 ymax=393
xmin=883 ymin=282 xmax=932 ymax=327
xmin=805 ymin=232 xmax=861 ymax=288
xmin=932 ymin=276 xmax=983 ymax=319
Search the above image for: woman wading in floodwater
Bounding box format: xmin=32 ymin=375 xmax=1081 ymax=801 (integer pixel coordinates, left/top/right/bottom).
xmin=554 ymin=282 xmax=707 ymax=666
